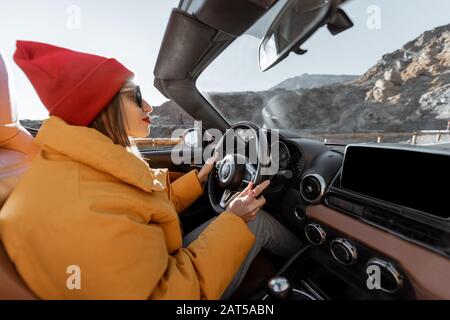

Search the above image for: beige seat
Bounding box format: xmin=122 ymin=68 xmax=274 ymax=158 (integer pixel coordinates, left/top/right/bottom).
xmin=0 ymin=50 xmax=39 ymax=300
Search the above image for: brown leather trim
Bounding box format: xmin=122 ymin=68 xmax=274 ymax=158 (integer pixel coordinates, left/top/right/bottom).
xmin=0 ymin=241 xmax=37 ymax=300
xmin=306 ymin=205 xmax=450 ymax=300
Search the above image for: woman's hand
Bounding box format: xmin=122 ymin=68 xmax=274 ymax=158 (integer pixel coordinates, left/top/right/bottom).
xmin=226 ymin=180 xmax=271 ymax=223
xmin=197 ymin=152 xmax=219 ymax=184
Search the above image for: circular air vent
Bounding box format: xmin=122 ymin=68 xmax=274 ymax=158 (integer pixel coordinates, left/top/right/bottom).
xmin=300 ymin=174 xmax=326 ymax=204
xmin=305 ymin=223 xmax=326 ymax=245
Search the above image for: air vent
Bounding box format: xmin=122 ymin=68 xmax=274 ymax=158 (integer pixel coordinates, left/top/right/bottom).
xmin=300 ymin=174 xmax=326 ymax=204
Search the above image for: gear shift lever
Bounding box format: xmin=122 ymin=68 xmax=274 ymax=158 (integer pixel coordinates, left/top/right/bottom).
xmin=268 ymin=277 xmax=292 ymax=300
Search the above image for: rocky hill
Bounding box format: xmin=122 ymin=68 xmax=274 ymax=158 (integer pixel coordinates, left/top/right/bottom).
xmin=149 ymin=100 xmax=194 ymax=137
xmin=271 ymin=74 xmax=358 ymax=91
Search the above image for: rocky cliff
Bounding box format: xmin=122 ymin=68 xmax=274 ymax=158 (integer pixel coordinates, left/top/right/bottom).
xmin=271 ymin=74 xmax=358 ymax=91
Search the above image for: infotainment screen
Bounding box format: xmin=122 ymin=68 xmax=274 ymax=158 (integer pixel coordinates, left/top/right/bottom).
xmin=341 ymin=145 xmax=450 ymax=219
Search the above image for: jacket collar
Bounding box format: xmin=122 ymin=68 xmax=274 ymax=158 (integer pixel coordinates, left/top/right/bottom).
xmin=35 ymin=116 xmax=168 ymax=192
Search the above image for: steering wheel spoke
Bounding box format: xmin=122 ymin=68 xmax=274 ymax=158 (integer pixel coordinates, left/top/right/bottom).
xmin=215 ymin=160 xmax=223 ymax=170
xmin=219 ymin=189 xmax=239 ymax=209
xmin=242 ymin=163 xmax=256 ymax=185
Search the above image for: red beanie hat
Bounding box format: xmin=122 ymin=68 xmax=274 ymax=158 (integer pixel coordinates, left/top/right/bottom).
xmin=14 ymin=40 xmax=134 ymax=126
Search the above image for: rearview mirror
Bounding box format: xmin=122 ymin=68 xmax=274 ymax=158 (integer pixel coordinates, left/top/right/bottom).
xmin=258 ymin=0 xmax=353 ymax=71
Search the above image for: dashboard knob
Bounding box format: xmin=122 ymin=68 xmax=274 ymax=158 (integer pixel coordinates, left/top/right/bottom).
xmin=267 ymin=277 xmax=292 ymax=300
xmin=366 ymin=258 xmax=404 ymax=293
xmin=305 ymin=223 xmax=326 ymax=245
xmin=330 ymin=238 xmax=358 ymax=265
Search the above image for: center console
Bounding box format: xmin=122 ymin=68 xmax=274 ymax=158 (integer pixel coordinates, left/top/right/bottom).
xmin=254 ymin=144 xmax=450 ymax=300
xmin=278 ymin=226 xmax=415 ymax=300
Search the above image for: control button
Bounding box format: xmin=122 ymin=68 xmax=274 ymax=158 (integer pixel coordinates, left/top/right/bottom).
xmin=353 ymin=204 xmax=364 ymax=215
xmin=338 ymin=198 xmax=354 ymax=212
xmin=363 ymin=206 xmax=377 ymax=216
xmin=328 ymin=196 xmax=339 ymax=207
xmin=305 ymin=223 xmax=326 ymax=245
xmin=330 ymin=238 xmax=358 ymax=265
xmin=328 ymin=196 xmax=354 ymax=212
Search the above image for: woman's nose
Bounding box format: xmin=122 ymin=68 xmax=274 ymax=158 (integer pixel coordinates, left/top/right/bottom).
xmin=143 ymin=101 xmax=153 ymax=113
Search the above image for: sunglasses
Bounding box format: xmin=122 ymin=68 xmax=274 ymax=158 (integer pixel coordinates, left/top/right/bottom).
xmin=120 ymin=85 xmax=143 ymax=109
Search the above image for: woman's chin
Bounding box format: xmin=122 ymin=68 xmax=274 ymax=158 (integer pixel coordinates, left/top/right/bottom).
xmin=138 ymin=126 xmax=151 ymax=138
xmin=130 ymin=129 xmax=150 ymax=139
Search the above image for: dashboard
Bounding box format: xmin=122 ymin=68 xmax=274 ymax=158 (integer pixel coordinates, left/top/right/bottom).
xmin=265 ymin=134 xmax=450 ymax=300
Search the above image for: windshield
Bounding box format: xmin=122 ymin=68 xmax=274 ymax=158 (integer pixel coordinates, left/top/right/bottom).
xmin=197 ymin=0 xmax=450 ymax=146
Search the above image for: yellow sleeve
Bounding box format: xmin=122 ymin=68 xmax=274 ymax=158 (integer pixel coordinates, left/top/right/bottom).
xmin=169 ymin=170 xmax=204 ymax=213
xmin=150 ymin=212 xmax=256 ymax=300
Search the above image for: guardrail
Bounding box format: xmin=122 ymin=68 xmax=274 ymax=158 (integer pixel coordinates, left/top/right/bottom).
xmin=311 ymin=130 xmax=450 ymax=145
xmin=410 ymin=130 xmax=450 ymax=145
xmin=133 ymin=137 xmax=183 ymax=148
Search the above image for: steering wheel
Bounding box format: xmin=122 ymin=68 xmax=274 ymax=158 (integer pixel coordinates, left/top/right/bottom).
xmin=207 ymin=122 xmax=271 ymax=214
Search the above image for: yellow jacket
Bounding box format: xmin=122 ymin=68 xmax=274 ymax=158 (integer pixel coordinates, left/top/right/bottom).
xmin=0 ymin=116 xmax=255 ymax=300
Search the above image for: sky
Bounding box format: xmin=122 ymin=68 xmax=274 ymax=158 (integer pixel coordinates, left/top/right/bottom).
xmin=1 ymin=0 xmax=450 ymax=119
xmin=0 ymin=0 xmax=178 ymax=119
xmin=198 ymin=0 xmax=450 ymax=92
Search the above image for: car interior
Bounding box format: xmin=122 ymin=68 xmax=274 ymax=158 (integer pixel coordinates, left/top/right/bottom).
xmin=0 ymin=0 xmax=449 ymax=300
xmin=152 ymin=0 xmax=450 ymax=300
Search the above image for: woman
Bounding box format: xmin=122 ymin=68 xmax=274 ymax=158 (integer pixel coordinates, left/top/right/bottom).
xmin=0 ymin=41 xmax=301 ymax=300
